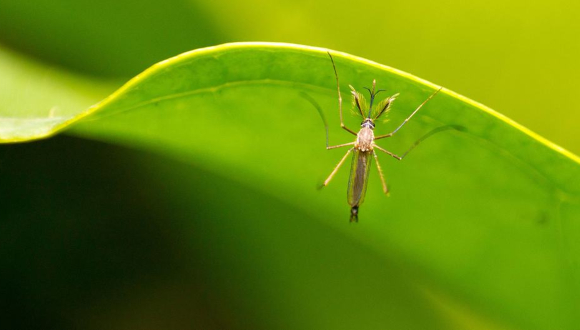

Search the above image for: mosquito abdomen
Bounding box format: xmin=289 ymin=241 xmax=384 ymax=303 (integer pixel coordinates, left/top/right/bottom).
xmin=350 ymin=206 xmax=359 ymax=222
xmin=347 ymin=149 xmax=372 ymax=209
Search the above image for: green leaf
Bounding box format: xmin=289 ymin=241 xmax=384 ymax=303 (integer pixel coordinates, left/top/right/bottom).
xmin=2 ymin=42 xmax=579 ymax=329
xmin=0 ymin=46 xmax=118 ymax=141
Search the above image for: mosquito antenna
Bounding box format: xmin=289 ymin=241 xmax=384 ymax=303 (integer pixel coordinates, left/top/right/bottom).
xmin=363 ymin=88 xmax=386 ymax=100
xmin=363 ymin=80 xmax=386 ymax=118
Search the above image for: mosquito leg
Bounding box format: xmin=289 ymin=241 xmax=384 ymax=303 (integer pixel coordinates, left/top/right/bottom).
xmin=373 ymin=144 xmax=402 ymax=160
xmin=372 ymin=150 xmax=389 ymax=195
xmin=374 ymin=87 xmax=442 ymax=140
xmin=300 ymin=92 xmax=332 ymax=148
xmin=328 ymin=52 xmax=357 ymax=136
xmin=327 ymin=142 xmax=355 ymax=150
xmin=321 ymin=148 xmax=354 ymax=188
xmin=301 ymin=92 xmax=355 ymax=150
xmin=374 ymin=124 xmax=460 ymax=160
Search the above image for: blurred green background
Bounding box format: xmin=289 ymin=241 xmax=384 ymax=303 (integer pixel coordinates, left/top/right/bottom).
xmin=1 ymin=1 xmax=579 ymax=329
xmin=1 ymin=0 xmax=578 ymax=152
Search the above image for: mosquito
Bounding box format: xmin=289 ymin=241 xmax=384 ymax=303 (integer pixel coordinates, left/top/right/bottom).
xmin=315 ymin=52 xmax=442 ymax=222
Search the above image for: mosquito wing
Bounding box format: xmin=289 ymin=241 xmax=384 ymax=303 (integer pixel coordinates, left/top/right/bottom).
xmin=347 ymin=149 xmax=372 ymax=208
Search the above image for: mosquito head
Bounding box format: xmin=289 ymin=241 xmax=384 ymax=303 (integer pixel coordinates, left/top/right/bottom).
xmin=361 ymin=118 xmax=375 ymax=130
xmin=363 ymin=79 xmax=385 ymax=119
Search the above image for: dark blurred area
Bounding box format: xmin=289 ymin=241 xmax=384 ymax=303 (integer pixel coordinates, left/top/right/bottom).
xmin=0 ymin=137 xmax=222 ymax=329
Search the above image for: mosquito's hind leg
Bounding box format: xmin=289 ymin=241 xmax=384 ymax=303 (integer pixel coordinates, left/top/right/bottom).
xmin=373 ymin=144 xmax=402 ymax=160
xmin=372 ymin=150 xmax=389 ymax=195
xmin=373 ymin=124 xmax=459 ymax=161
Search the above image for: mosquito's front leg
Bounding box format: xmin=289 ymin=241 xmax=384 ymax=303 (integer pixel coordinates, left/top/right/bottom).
xmin=328 ymin=52 xmax=357 ymax=136
xmin=374 ymin=87 xmax=442 ymax=140
xmin=321 ymin=148 xmax=354 ymax=188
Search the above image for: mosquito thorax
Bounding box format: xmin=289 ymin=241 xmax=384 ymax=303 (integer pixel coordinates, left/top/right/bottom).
xmin=355 ymin=120 xmax=375 ymax=152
